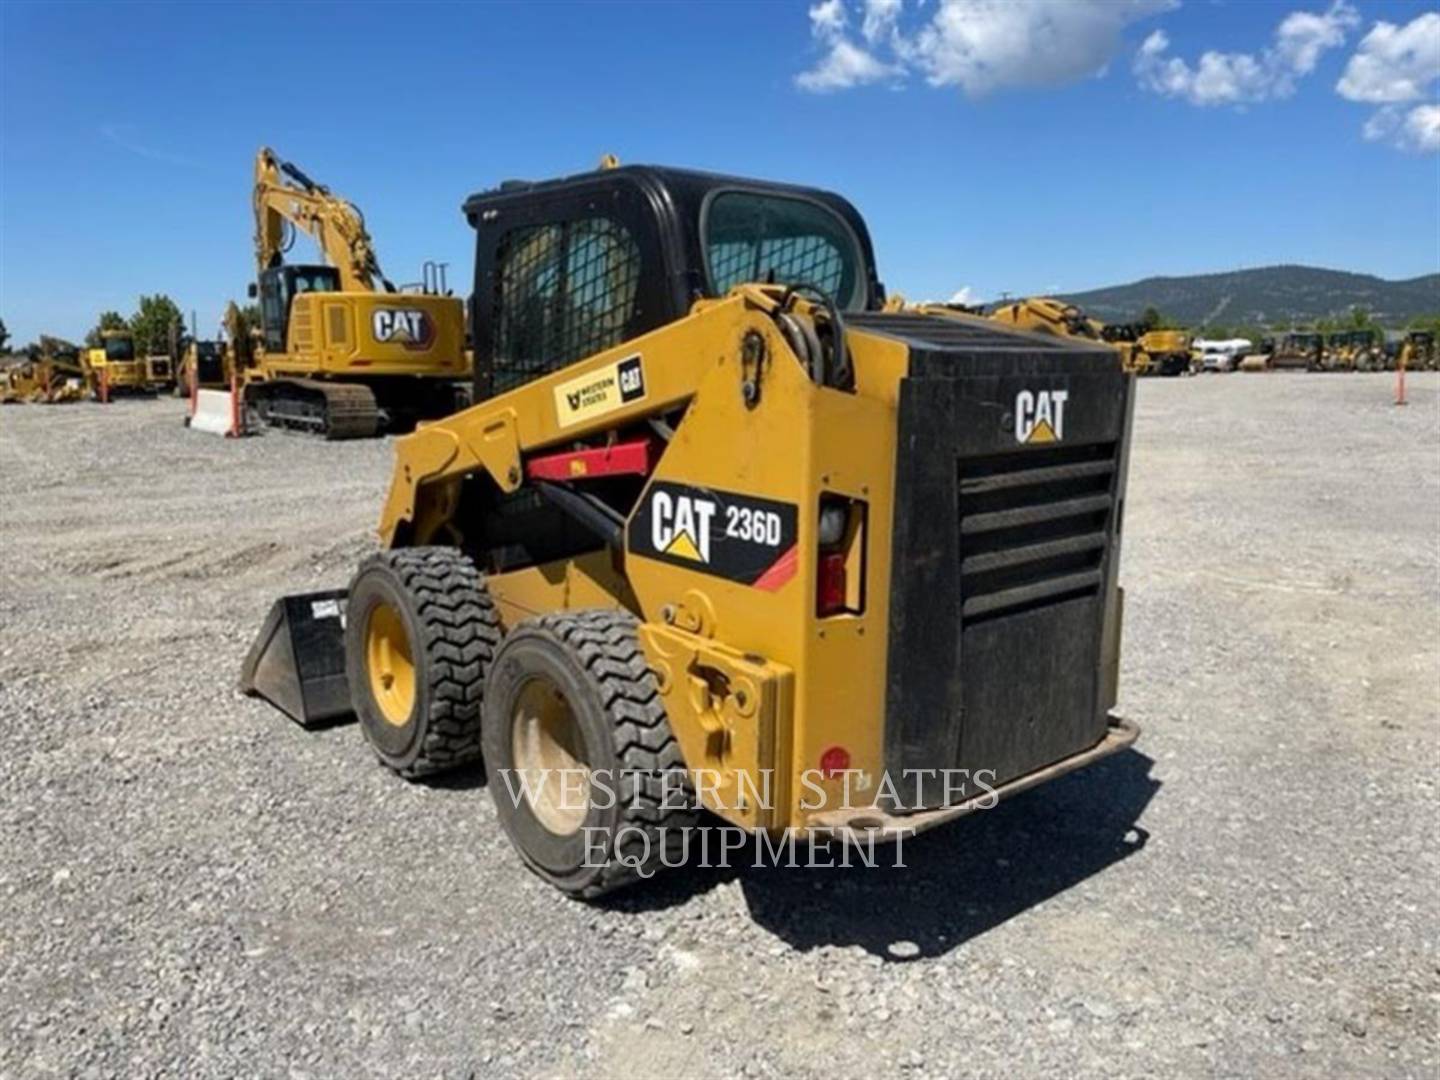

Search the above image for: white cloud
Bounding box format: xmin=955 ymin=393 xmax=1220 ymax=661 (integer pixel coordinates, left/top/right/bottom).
xmin=1362 ymin=102 xmax=1440 ymax=153
xmin=1336 ymin=13 xmax=1440 ymax=153
xmin=796 ymin=0 xmax=1173 ymax=97
xmin=1406 ymin=104 xmax=1440 ymax=153
xmin=796 ymin=0 xmax=901 ymax=91
xmin=810 ymin=0 xmax=848 ymax=39
xmin=910 ymin=0 xmax=1175 ymax=96
xmin=1337 ymin=13 xmax=1440 ymax=103
xmin=796 ymin=39 xmax=900 ymax=92
xmin=1135 ymin=1 xmax=1359 ymax=106
xmin=861 ymin=0 xmax=902 ymax=45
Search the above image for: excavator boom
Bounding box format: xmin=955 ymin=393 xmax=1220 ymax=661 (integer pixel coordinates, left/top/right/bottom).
xmin=253 ymin=147 xmax=390 ymax=293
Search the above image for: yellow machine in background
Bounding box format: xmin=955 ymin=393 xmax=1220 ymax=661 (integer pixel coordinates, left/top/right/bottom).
xmin=1271 ymin=332 xmax=1323 ymax=371
xmin=176 ymin=300 xmax=258 ymax=395
xmin=988 ymin=297 xmax=1147 ymax=373
xmin=85 ymin=329 xmax=147 ymax=396
xmin=1399 ymin=330 xmax=1435 ymax=371
xmin=244 ymin=148 xmax=468 ymax=438
xmin=989 ymin=296 xmax=1102 ymax=339
xmin=174 ymin=339 xmax=232 ymax=395
xmin=1323 ymin=329 xmax=1384 ymax=372
xmin=245 ymin=163 xmax=1138 ymax=899
xmin=1138 ymin=329 xmax=1192 ymax=376
xmin=0 ymin=359 xmax=44 ymax=403
xmin=2 ymin=338 xmax=90 ymax=404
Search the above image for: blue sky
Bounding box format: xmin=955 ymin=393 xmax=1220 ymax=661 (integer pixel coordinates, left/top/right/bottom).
xmin=1 ymin=0 xmax=1436 ymax=345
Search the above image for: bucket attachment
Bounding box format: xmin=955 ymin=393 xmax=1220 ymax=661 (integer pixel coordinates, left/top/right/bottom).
xmin=240 ymin=590 xmax=353 ymax=728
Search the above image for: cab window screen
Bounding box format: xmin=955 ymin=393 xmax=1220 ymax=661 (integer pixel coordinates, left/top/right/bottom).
xmin=103 ymin=338 xmax=135 ymax=362
xmin=704 ymin=192 xmax=863 ymax=310
xmin=492 ymin=218 xmax=641 ymax=394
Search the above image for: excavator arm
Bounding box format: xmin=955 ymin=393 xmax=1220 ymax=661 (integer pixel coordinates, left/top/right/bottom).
xmin=253 ymin=147 xmax=392 ymax=293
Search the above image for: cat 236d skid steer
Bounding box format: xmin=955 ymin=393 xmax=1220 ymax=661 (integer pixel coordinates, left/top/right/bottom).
xmin=243 ymin=163 xmax=1139 ymax=897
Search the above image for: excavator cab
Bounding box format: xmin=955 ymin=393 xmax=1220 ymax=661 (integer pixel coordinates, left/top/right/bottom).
xmin=253 ymin=265 xmax=342 ymax=352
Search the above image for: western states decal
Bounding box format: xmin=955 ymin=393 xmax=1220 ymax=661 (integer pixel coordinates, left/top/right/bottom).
xmin=628 ymin=481 xmax=799 ymax=589
xmin=554 ymin=354 xmax=646 ymax=428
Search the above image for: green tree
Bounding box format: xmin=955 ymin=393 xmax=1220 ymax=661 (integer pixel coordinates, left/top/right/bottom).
xmin=130 ymin=294 xmax=185 ymax=356
xmin=1348 ymin=305 xmax=1374 ymax=330
xmin=86 ymin=310 xmax=129 ymax=348
xmin=0 ymin=317 xmax=9 ymax=353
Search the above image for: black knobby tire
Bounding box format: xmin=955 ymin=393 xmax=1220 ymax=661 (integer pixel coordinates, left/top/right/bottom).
xmin=345 ymin=547 xmax=501 ymax=777
xmin=482 ymin=610 xmax=699 ymax=898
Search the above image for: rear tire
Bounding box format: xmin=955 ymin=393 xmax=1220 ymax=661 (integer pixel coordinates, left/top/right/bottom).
xmin=482 ymin=611 xmax=698 ymax=899
xmin=345 ymin=547 xmax=501 ymax=777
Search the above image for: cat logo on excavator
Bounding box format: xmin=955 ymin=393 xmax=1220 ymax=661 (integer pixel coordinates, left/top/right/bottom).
xmin=371 ymin=309 xmax=435 ymax=350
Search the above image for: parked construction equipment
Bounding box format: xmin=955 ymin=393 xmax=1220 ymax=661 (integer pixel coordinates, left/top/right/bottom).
xmin=84 ymin=329 xmax=151 ymax=396
xmin=1138 ymin=329 xmax=1192 ymax=376
xmin=174 ymin=339 xmax=227 ymax=396
xmin=1399 ymin=330 xmax=1435 ymax=371
xmin=1323 ymin=329 xmax=1384 ymax=372
xmin=1 ymin=336 xmax=88 ymax=403
xmin=1271 ymin=332 xmax=1324 ymax=371
xmin=244 ymin=162 xmax=1138 ymax=897
xmin=986 ymin=298 xmax=1150 ymax=374
xmin=243 ymin=148 xmax=468 ymax=438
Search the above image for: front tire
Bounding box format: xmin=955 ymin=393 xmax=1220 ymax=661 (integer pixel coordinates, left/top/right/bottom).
xmin=345 ymin=547 xmax=501 ymax=777
xmin=482 ymin=611 xmax=698 ymax=898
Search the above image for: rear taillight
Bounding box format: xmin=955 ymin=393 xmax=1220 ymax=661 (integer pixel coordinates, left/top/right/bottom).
xmin=816 ymin=495 xmax=866 ymax=617
xmin=817 ymin=551 xmax=848 ymax=616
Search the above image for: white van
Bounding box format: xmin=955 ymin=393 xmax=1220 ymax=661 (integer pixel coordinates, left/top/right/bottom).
xmin=1195 ymin=339 xmax=1251 ymax=373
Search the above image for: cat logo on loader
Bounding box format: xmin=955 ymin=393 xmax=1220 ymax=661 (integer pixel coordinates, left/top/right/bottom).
xmin=652 ymin=490 xmax=715 ymax=563
xmin=1015 ymin=388 xmax=1068 ymax=444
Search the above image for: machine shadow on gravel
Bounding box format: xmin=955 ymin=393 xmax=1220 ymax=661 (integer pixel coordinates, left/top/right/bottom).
xmin=603 ymin=749 xmax=1158 ymax=959
xmin=744 ymin=748 xmax=1159 ymax=959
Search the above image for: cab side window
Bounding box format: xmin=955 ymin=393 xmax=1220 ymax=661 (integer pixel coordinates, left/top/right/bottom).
xmin=492 ymin=217 xmax=642 ymax=393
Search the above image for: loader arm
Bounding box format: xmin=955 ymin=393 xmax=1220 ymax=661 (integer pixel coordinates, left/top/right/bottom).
xmin=377 ymin=287 xmax=797 ymax=548
xmin=253 ymin=147 xmax=389 ymax=293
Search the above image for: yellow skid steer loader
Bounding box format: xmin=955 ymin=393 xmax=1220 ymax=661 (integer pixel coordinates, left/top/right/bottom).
xmin=243 ymin=164 xmax=1138 ymax=897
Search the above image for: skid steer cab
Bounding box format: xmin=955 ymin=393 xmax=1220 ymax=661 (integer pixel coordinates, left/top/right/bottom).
xmin=243 ymin=163 xmax=1139 ymax=898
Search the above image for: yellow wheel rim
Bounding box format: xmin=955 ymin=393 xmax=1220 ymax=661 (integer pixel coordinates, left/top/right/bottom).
xmin=511 ymin=678 xmax=590 ymax=835
xmin=365 ymin=601 xmax=416 ymax=728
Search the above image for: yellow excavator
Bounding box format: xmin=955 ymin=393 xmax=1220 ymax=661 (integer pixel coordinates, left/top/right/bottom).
xmin=244 ymin=148 xmax=469 ymax=438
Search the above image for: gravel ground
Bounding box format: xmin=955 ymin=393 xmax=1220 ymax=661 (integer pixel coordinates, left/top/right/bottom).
xmin=1 ymin=374 xmax=1436 ymax=1079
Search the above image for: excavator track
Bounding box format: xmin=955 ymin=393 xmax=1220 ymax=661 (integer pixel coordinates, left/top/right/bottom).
xmin=245 ymin=379 xmax=381 ymax=440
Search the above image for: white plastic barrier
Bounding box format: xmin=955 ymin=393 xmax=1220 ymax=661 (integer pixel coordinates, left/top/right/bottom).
xmin=189 ymin=389 xmax=242 ymax=436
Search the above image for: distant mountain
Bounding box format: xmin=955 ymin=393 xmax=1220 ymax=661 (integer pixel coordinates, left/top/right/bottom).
xmin=1056 ymin=265 xmax=1439 ymax=327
